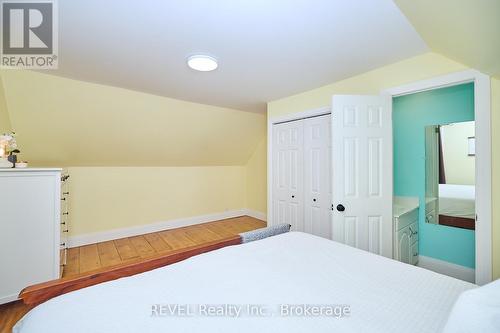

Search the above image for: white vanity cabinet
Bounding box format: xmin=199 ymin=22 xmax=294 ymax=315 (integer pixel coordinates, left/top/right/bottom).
xmin=0 ymin=168 xmax=62 ymax=304
xmin=393 ymin=204 xmax=419 ymax=265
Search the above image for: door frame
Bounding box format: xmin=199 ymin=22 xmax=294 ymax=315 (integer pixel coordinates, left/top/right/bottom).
xmin=383 ymin=69 xmax=492 ymax=285
xmin=267 ymin=106 xmax=331 ymax=228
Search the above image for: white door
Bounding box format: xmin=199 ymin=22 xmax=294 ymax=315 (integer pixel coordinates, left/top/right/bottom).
xmin=272 ymin=120 xmax=304 ymax=231
xmin=303 ymin=115 xmax=332 ymax=238
xmin=331 ymin=95 xmax=393 ymax=257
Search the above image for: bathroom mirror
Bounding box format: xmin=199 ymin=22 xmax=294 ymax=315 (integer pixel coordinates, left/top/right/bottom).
xmin=424 ymin=121 xmax=475 ymax=229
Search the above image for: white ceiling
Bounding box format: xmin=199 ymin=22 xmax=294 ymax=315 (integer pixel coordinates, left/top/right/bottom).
xmin=53 ymin=0 xmax=428 ymax=113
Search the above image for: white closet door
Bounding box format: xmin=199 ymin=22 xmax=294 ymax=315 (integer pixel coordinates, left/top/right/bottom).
xmin=272 ymin=120 xmax=304 ymax=231
xmin=303 ymin=115 xmax=332 ymax=239
xmin=332 ymin=95 xmax=393 ymax=257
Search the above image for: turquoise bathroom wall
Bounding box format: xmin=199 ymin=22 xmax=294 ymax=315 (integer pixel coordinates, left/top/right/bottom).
xmin=393 ymin=82 xmax=475 ymax=268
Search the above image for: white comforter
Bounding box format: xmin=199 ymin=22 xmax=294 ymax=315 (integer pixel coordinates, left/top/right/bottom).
xmin=439 ymin=184 xmax=475 ymax=219
xmin=14 ymin=232 xmax=474 ymax=333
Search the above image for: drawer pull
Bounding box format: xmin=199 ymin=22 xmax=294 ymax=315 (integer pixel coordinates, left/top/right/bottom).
xmin=61 ymin=222 xmax=66 ymax=225
xmin=413 ymin=252 xmax=418 ymax=257
xmin=63 ymin=192 xmax=70 ymax=195
xmin=63 ymin=212 xmax=69 ymax=215
xmin=60 ymin=242 xmax=66 ymax=247
xmin=63 ymin=229 xmax=69 ymax=233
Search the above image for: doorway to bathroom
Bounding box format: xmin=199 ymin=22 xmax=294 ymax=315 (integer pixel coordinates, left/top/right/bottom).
xmin=384 ymin=70 xmax=491 ymax=284
xmin=393 ymin=82 xmax=476 ymax=282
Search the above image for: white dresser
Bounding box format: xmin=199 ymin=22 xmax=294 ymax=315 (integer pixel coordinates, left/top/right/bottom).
xmin=393 ymin=197 xmax=419 ymax=265
xmin=0 ymin=168 xmax=62 ymax=304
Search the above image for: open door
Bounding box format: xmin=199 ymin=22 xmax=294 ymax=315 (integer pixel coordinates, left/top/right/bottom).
xmin=332 ymin=95 xmax=393 ymax=258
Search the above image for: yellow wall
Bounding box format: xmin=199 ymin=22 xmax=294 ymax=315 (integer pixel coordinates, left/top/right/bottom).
xmin=67 ymin=166 xmax=247 ymax=236
xmin=441 ymin=121 xmax=475 ymax=185
xmin=245 ymin=137 xmax=267 ymax=213
xmin=0 ymin=75 xmax=11 ymax=133
xmin=394 ymin=0 xmax=500 ymax=78
xmin=0 ymin=71 xmax=268 ymax=237
xmin=268 ymin=53 xmax=468 ymax=117
xmin=268 ymin=52 xmax=500 ymax=279
xmin=1 ymin=70 xmax=266 ymax=167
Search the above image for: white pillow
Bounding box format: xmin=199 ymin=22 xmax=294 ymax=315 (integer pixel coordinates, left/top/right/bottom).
xmin=443 ymin=279 xmax=500 ymax=333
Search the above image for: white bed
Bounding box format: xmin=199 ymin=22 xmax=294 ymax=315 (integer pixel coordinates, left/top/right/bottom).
xmin=14 ymin=232 xmax=474 ymax=333
xmin=439 ymin=184 xmax=475 ymax=219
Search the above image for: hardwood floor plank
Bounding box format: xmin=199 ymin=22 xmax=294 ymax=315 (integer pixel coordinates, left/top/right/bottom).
xmin=79 ymin=244 xmax=101 ymax=274
xmin=129 ymin=236 xmax=156 ymax=258
xmin=64 ymin=247 xmax=80 ymax=276
xmin=158 ymin=229 xmax=197 ymax=250
xmin=97 ymin=241 xmax=122 ymax=268
xmin=143 ymin=232 xmax=172 ymax=253
xmin=205 ymin=224 xmax=234 ymax=238
xmin=114 ymin=238 xmax=140 ymax=261
xmin=183 ymin=225 xmax=223 ymax=243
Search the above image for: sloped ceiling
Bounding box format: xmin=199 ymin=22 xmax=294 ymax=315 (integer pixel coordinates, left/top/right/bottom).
xmin=394 ymin=0 xmax=500 ymax=78
xmin=48 ymin=0 xmax=427 ymax=113
xmin=1 ymin=70 xmax=266 ymax=166
xmin=2 ymin=1 xmax=498 ymax=168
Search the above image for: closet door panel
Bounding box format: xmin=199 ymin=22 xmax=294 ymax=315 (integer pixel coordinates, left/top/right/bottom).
xmin=304 ymin=115 xmax=332 ymax=238
xmin=272 ymin=120 xmax=304 ymax=231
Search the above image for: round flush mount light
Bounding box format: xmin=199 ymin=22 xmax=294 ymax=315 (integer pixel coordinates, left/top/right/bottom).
xmin=187 ymin=55 xmax=218 ymax=72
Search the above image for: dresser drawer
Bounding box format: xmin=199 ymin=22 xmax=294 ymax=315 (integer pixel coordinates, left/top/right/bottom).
xmin=409 ymin=221 xmax=418 ymax=243
xmin=410 ymin=241 xmax=419 ymax=265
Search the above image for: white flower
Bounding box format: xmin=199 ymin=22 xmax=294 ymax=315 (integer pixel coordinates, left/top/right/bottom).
xmin=8 ymin=139 xmax=17 ymax=150
xmin=0 ymin=135 xmax=12 ymax=143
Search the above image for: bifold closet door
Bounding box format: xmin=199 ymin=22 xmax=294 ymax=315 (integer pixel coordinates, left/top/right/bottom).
xmin=303 ymin=115 xmax=332 ymax=238
xmin=272 ymin=120 xmax=304 ymax=231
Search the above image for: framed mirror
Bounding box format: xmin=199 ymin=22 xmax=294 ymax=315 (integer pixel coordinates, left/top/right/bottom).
xmin=424 ymin=121 xmax=475 ymax=229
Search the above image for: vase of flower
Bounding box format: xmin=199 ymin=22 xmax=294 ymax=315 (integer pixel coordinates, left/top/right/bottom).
xmin=0 ymin=132 xmax=19 ymax=168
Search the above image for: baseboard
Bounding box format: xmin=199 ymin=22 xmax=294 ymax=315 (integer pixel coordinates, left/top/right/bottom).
xmin=243 ymin=209 xmax=267 ymax=222
xmin=68 ymin=209 xmax=267 ymax=248
xmin=417 ymin=255 xmax=475 ymax=283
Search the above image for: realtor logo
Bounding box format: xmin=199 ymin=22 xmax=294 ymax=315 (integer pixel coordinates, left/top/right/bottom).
xmin=1 ymin=0 xmax=58 ymax=69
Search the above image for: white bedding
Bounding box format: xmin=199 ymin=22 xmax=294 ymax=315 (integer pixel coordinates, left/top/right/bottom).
xmin=14 ymin=232 xmax=475 ymax=333
xmin=439 ymin=184 xmax=475 ymax=219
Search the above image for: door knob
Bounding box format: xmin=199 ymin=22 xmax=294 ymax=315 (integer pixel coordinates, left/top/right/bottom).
xmin=336 ymin=204 xmax=345 ymax=212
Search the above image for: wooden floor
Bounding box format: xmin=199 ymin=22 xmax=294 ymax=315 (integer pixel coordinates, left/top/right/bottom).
xmin=0 ymin=216 xmax=265 ymax=333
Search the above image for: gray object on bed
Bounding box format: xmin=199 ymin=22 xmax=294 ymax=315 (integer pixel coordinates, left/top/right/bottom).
xmin=239 ymin=223 xmax=291 ymax=243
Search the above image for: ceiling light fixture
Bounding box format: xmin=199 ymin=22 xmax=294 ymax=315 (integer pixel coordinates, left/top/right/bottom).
xmin=187 ymin=55 xmax=218 ymax=72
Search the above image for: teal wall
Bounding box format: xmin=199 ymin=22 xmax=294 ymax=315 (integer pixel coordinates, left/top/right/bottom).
xmin=393 ymin=83 xmax=475 ymax=268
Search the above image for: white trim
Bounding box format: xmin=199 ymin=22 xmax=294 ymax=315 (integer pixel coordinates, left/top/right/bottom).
xmin=244 ymin=209 xmax=267 ymax=222
xmin=384 ymin=69 xmax=492 ymax=285
xmin=267 ymin=106 xmax=331 ymax=226
xmin=417 ymin=255 xmax=475 ymax=283
xmin=384 ymin=70 xmax=481 ymax=97
xmin=68 ymin=209 xmax=264 ymax=248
